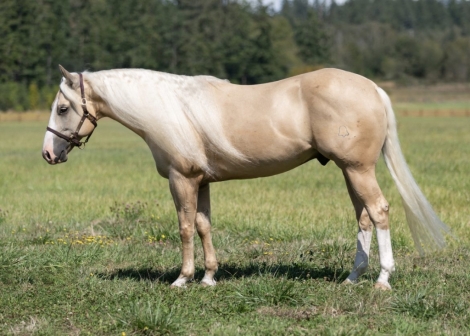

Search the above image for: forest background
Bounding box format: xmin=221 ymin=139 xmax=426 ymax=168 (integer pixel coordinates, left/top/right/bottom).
xmin=1 ymin=0 xmax=469 ymax=112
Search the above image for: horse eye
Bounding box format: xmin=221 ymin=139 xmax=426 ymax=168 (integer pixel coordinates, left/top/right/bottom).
xmin=58 ymin=106 xmax=68 ymax=115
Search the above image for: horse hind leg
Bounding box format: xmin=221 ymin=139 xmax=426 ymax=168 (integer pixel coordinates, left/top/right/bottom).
xmin=343 ymin=172 xmax=373 ymax=284
xmin=343 ymin=167 xmax=395 ymax=290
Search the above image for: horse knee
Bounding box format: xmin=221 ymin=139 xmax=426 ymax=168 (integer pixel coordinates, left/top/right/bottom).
xmin=179 ymin=222 xmax=195 ymax=241
xmin=195 ymin=213 xmax=211 ymax=236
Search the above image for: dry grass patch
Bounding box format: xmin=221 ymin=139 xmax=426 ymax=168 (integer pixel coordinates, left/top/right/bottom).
xmin=257 ymin=305 xmax=349 ymax=320
xmin=257 ymin=306 xmax=320 ymax=320
xmin=8 ymin=317 xmax=45 ymax=335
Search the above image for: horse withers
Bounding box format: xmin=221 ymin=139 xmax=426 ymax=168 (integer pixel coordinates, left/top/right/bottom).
xmin=42 ymin=65 xmax=450 ymax=289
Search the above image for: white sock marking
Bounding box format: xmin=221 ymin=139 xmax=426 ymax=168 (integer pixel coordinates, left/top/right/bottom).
xmin=347 ymin=229 xmax=372 ymax=282
xmin=376 ymin=228 xmax=395 ymax=286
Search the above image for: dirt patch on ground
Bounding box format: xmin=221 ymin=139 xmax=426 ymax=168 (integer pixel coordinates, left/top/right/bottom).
xmin=257 ymin=306 xmax=344 ymax=320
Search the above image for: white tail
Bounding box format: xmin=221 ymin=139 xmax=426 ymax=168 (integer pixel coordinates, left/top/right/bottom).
xmin=377 ymin=87 xmax=451 ymax=255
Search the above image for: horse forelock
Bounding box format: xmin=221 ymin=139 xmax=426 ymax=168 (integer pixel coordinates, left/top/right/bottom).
xmin=86 ymin=69 xmax=245 ymax=173
xmin=58 ymin=81 xmax=82 ymax=113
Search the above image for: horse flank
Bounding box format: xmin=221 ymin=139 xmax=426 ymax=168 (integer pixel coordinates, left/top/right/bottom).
xmin=85 ymin=69 xmax=246 ymax=173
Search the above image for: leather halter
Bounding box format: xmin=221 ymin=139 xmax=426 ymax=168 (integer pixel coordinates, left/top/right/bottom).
xmin=46 ymin=73 xmax=98 ymax=149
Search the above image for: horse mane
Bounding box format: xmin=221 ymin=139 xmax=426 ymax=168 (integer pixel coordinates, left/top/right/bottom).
xmin=84 ymin=69 xmax=245 ymax=173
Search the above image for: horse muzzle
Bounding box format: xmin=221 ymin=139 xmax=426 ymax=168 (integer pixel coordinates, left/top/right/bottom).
xmin=42 ymin=149 xmax=68 ymax=165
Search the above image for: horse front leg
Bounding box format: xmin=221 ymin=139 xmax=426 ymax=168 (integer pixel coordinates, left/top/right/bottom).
xmin=196 ymin=184 xmax=218 ymax=286
xmin=169 ymin=169 xmax=201 ymax=288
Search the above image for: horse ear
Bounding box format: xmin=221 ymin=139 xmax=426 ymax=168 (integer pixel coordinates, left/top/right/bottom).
xmin=58 ymin=64 xmax=79 ymax=88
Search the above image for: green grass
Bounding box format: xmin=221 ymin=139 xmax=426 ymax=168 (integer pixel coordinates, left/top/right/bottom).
xmin=0 ymin=117 xmax=469 ymax=335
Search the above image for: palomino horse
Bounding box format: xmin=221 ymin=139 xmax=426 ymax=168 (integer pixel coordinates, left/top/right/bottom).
xmin=42 ymin=66 xmax=450 ymax=290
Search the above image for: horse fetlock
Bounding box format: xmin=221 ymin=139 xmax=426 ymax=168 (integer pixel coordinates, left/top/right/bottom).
xmin=382 ymin=261 xmax=395 ymax=273
xmin=378 ymin=257 xmax=395 ymax=281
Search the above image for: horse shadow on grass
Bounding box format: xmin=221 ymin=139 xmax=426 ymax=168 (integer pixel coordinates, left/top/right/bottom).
xmin=97 ymin=262 xmax=349 ymax=284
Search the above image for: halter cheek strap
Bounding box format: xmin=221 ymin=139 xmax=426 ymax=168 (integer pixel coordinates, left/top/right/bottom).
xmin=46 ymin=73 xmax=98 ymax=149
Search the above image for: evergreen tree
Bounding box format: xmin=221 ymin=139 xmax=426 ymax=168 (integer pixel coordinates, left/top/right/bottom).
xmin=293 ymin=9 xmax=330 ymax=65
xmin=1 ymin=0 xmax=470 ymax=111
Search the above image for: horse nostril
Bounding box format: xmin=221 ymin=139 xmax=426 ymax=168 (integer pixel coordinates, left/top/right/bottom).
xmin=42 ymin=150 xmax=52 ymax=163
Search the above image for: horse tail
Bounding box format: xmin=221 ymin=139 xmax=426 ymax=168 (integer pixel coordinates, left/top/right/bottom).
xmin=376 ymin=87 xmax=451 ymax=255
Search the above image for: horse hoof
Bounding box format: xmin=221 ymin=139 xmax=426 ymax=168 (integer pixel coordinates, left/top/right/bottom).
xmin=170 ymin=277 xmax=191 ymax=288
xmin=342 ymin=279 xmax=354 ymax=285
xmin=374 ymin=282 xmax=392 ymax=290
xmin=201 ymin=278 xmax=216 ymax=287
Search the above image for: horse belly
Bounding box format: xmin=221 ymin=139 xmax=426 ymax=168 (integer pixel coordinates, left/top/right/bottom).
xmin=210 ymin=144 xmax=316 ymax=181
xmin=212 ymin=79 xmax=315 ymax=180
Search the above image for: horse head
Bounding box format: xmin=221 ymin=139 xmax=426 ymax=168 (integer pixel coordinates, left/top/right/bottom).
xmin=42 ymin=65 xmax=98 ymax=165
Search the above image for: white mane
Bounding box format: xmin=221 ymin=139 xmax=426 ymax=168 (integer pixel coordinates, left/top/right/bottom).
xmin=84 ymin=69 xmax=245 ymax=173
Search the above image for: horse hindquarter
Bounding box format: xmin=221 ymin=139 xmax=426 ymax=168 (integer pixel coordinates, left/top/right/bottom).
xmin=302 ymin=69 xmax=395 ymax=288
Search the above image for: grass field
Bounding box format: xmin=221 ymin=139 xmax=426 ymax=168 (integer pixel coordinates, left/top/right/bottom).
xmin=0 ymin=115 xmax=469 ymax=335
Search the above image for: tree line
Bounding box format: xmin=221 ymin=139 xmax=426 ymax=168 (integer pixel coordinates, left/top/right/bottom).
xmin=323 ymin=0 xmax=470 ymax=81
xmin=1 ymin=0 xmax=469 ymax=111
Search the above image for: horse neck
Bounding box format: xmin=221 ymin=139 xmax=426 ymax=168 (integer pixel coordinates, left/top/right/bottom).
xmin=86 ymin=70 xmax=214 ymax=170
xmin=88 ymin=70 xmax=171 ymax=138
xmin=87 ymin=69 xmax=244 ymax=173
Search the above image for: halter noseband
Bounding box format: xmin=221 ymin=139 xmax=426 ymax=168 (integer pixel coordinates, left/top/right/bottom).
xmin=46 ymin=73 xmax=98 ymax=149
